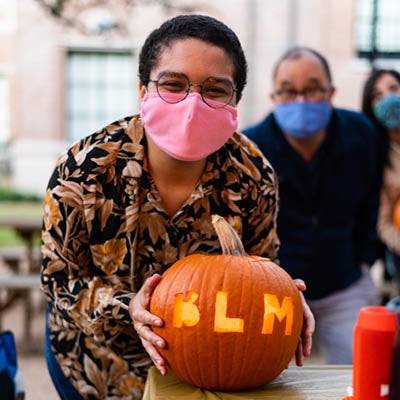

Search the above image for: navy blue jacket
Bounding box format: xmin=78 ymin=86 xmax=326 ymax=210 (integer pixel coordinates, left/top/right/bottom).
xmin=243 ymin=108 xmax=381 ymax=299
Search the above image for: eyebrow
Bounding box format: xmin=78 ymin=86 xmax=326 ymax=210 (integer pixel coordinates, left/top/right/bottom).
xmin=156 ymin=70 xmax=186 ymax=78
xmin=279 ymin=78 xmax=324 ymax=87
xmin=155 ymin=70 xmax=235 ymax=84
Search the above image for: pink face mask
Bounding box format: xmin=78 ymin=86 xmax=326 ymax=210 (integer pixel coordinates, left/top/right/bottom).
xmin=140 ymin=92 xmax=238 ymax=161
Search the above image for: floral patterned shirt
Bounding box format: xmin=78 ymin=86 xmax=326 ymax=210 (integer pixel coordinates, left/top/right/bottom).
xmin=41 ymin=115 xmax=279 ymax=399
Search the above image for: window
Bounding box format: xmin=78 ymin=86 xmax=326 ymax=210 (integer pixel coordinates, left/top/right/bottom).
xmin=355 ymin=0 xmax=400 ymax=62
xmin=0 ymin=74 xmax=10 ymax=174
xmin=0 ymin=74 xmax=10 ymax=144
xmin=66 ymin=51 xmax=137 ymax=143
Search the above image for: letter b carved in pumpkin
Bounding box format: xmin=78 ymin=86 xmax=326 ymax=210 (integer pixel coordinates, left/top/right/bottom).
xmin=150 ymin=215 xmax=303 ymax=391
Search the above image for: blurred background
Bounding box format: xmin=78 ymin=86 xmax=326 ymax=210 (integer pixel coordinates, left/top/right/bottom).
xmin=0 ymin=0 xmax=399 ymax=197
xmin=0 ymin=1 xmax=399 ymax=397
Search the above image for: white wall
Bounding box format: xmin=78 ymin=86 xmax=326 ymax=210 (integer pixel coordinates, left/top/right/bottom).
xmin=10 ymin=139 xmax=67 ymax=195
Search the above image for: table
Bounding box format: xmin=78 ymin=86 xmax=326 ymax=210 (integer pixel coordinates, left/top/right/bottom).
xmin=0 ymin=217 xmax=42 ymax=273
xmin=143 ymin=365 xmax=353 ymax=399
xmin=0 ymin=216 xmax=42 ymax=346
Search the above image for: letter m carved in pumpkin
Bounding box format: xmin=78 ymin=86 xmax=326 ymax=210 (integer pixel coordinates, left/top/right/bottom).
xmin=262 ymin=294 xmax=294 ymax=335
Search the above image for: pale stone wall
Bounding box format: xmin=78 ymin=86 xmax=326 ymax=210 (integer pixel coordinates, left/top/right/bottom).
xmin=0 ymin=0 xmax=398 ymax=195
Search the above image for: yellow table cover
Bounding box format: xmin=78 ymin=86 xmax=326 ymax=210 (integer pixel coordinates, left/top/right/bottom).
xmin=143 ymin=365 xmax=352 ymax=400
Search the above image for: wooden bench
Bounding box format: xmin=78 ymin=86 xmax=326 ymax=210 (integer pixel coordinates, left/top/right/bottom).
xmin=0 ymin=274 xmax=41 ymax=290
xmin=0 ymin=273 xmax=41 ymax=346
xmin=0 ymin=247 xmax=41 ymax=273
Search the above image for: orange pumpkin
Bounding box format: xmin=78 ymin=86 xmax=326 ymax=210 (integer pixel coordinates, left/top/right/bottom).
xmin=150 ymin=215 xmax=303 ymax=390
xmin=393 ymin=197 xmax=400 ymax=230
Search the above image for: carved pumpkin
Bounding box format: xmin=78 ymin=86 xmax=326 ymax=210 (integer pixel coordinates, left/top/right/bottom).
xmin=393 ymin=197 xmax=400 ymax=231
xmin=150 ymin=215 xmax=303 ymax=390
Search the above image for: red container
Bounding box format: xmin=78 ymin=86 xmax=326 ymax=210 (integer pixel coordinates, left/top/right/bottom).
xmin=353 ymin=306 xmax=397 ymax=400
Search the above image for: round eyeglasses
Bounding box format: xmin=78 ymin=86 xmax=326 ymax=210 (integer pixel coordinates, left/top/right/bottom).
xmin=149 ymin=72 xmax=237 ymax=109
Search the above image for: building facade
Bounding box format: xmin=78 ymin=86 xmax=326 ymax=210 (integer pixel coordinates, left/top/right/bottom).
xmin=0 ymin=0 xmax=399 ymax=195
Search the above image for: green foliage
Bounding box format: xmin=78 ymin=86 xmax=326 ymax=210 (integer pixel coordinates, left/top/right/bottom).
xmin=0 ymin=188 xmax=42 ymax=202
xmin=0 ymin=228 xmax=24 ymax=247
xmin=0 ymin=200 xmax=43 ymax=247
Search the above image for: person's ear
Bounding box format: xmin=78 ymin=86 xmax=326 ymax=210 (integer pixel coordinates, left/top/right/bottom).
xmin=328 ymin=85 xmax=336 ymax=103
xmin=139 ymin=81 xmax=147 ymax=100
xmin=270 ymin=91 xmax=277 ymax=103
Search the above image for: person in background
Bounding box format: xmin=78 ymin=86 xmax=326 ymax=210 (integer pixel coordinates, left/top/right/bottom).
xmin=243 ymin=46 xmax=381 ymax=364
xmin=41 ymin=15 xmax=314 ymax=400
xmin=362 ymin=69 xmax=400 ymax=295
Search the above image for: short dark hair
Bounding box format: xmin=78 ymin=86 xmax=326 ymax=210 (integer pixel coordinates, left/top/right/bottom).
xmin=138 ymin=14 xmax=247 ymax=101
xmin=273 ymin=46 xmax=333 ymax=84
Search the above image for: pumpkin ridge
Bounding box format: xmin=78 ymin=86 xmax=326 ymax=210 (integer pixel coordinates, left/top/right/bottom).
xmin=278 ymin=270 xmax=300 ymax=366
xmin=249 ymin=262 xmax=271 ymax=385
xmin=197 ymin=256 xmax=216 ymax=388
xmin=220 ymin=263 xmax=238 ymax=387
xmin=177 ymin=259 xmax=195 ymax=385
xmin=162 ymin=263 xmax=180 ymax=375
xmin=180 ymin=256 xmax=206 ymax=386
xmin=214 ymin=254 xmax=229 ymax=388
xmin=228 ymin=256 xmax=251 ymax=387
xmin=240 ymin=260 xmax=271 ymax=387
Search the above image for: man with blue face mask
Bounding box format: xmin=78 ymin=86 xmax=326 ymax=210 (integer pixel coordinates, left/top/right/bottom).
xmin=244 ymin=46 xmax=382 ymax=365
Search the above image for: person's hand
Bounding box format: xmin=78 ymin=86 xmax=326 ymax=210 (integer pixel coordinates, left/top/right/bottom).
xmin=293 ymin=279 xmax=315 ymax=367
xmin=128 ymin=274 xmax=168 ymax=375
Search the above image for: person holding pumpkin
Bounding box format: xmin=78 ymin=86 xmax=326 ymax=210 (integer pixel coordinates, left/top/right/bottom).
xmin=41 ymin=14 xmax=314 ymax=400
xmin=361 ymin=68 xmax=400 ymax=294
xmin=243 ymin=46 xmax=381 ymax=365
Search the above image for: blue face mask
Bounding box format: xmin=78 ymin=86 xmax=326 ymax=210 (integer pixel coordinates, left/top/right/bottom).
xmin=373 ymin=94 xmax=400 ymax=129
xmin=274 ymin=100 xmax=332 ymax=139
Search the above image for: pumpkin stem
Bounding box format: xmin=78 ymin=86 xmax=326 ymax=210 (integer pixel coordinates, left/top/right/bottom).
xmin=211 ymin=215 xmax=247 ymax=256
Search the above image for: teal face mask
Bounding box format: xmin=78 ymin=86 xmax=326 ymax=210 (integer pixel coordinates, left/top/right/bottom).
xmin=373 ymin=94 xmax=400 ymax=129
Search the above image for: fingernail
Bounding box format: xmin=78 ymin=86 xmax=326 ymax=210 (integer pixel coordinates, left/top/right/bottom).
xmin=153 ymin=319 xmax=162 ymax=326
xmin=156 ymin=340 xmax=163 ymax=347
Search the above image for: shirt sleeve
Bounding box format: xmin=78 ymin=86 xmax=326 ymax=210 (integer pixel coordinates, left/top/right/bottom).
xmin=41 ymin=152 xmax=135 ymax=344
